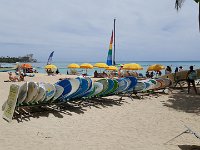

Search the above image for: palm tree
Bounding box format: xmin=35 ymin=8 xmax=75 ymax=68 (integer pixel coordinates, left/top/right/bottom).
xmin=175 ymin=0 xmax=200 ymax=31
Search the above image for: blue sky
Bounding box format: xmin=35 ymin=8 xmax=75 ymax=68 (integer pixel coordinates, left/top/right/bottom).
xmin=0 ymin=0 xmax=199 ymax=62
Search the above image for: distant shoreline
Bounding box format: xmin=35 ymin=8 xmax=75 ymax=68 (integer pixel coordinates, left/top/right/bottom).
xmin=2 ymin=60 xmax=200 ymax=64
xmin=23 ymin=60 xmax=200 ymax=63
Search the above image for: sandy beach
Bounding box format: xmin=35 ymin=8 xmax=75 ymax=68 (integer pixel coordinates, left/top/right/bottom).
xmin=0 ymin=72 xmax=200 ymax=150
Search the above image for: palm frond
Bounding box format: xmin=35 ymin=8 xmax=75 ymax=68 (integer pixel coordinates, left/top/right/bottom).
xmin=175 ymin=0 xmax=185 ymax=10
xmin=175 ymin=0 xmax=200 ymax=32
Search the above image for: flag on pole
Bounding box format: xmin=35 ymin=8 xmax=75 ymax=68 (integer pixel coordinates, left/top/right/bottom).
xmin=106 ymin=31 xmax=113 ymax=66
xmin=47 ymin=51 xmax=54 ymax=65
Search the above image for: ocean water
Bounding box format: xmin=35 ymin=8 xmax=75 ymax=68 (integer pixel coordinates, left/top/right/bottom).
xmin=2 ymin=61 xmax=200 ymax=76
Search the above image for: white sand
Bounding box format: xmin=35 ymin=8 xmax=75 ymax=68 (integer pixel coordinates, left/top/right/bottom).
xmin=0 ymin=72 xmax=200 ymax=150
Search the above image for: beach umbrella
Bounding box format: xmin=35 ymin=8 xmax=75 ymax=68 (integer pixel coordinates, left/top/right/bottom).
xmin=45 ymin=64 xmax=57 ymax=72
xmin=45 ymin=64 xmax=57 ymax=69
xmin=94 ymin=63 xmax=109 ymax=73
xmin=67 ymin=63 xmax=80 ymax=69
xmin=123 ymin=63 xmax=143 ymax=70
xmin=80 ymin=63 xmax=93 ymax=74
xmin=21 ymin=63 xmax=32 ymax=69
xmin=106 ymin=66 xmax=118 ymax=71
xmin=94 ymin=63 xmax=109 ymax=69
xmin=147 ymin=64 xmax=165 ymax=71
xmin=80 ymin=63 xmax=93 ymax=69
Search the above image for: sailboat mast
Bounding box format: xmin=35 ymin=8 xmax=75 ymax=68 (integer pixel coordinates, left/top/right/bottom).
xmin=113 ymin=18 xmax=116 ymax=65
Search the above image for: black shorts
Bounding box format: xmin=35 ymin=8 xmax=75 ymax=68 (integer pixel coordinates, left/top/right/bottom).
xmin=187 ymin=79 xmax=195 ymax=84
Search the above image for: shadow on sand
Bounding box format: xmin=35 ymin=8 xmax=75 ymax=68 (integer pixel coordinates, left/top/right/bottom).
xmin=162 ymin=87 xmax=200 ymax=115
xmin=13 ymin=96 xmax=125 ymax=123
xmin=178 ymin=145 xmax=200 ymax=150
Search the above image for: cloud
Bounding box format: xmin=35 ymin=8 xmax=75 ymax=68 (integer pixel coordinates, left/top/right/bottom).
xmin=0 ymin=0 xmax=199 ymax=62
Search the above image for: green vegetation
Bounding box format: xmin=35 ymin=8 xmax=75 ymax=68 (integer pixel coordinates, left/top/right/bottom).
xmin=0 ymin=56 xmax=32 ymax=63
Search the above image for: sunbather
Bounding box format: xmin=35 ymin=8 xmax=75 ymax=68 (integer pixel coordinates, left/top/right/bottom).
xmin=8 ymin=72 xmax=19 ymax=82
xmin=7 ymin=66 xmax=25 ymax=82
xmin=94 ymin=70 xmax=100 ymax=78
xmin=102 ymin=71 xmax=108 ymax=78
xmin=118 ymin=66 xmax=123 ymax=78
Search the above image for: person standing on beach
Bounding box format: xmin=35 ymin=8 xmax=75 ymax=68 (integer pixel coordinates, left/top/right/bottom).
xmin=186 ymin=66 xmax=197 ymax=94
xmin=179 ymin=66 xmax=184 ymax=71
xmin=118 ymin=66 xmax=123 ymax=78
xmin=150 ymin=71 xmax=154 ymax=78
xmin=146 ymin=71 xmax=150 ymax=78
xmin=56 ymin=68 xmax=60 ymax=74
xmin=165 ymin=66 xmax=172 ymax=74
xmin=175 ymin=67 xmax=178 ymax=73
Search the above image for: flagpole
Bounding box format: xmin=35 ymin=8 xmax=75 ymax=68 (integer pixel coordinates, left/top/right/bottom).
xmin=113 ymin=18 xmax=116 ymax=66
